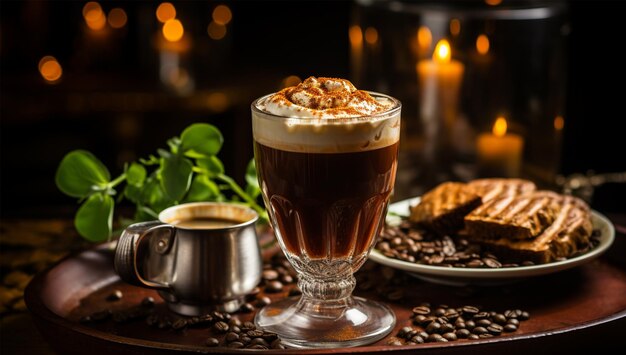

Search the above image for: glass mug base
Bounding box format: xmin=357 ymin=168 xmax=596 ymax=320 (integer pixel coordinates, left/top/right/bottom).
xmin=254 ymin=295 xmax=395 ymax=348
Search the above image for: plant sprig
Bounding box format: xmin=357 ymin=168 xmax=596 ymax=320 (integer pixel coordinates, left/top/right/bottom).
xmin=55 ymin=123 xmax=267 ymax=242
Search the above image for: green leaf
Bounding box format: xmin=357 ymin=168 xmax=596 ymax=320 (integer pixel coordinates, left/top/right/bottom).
xmin=124 ymin=184 xmax=142 ymax=204
xmin=160 ymin=155 xmax=193 ymax=202
xmin=245 ymin=159 xmax=260 ymax=189
xmin=186 ymin=175 xmax=222 ymax=202
xmin=180 ymin=123 xmax=223 ymax=157
xmin=141 ymin=177 xmax=173 ymax=212
xmin=56 ymin=150 xmax=111 ymax=198
xmin=134 ymin=205 xmax=158 ymax=221
xmin=74 ymin=194 xmax=114 ymax=242
xmin=196 ymin=156 xmax=225 ymax=177
xmin=126 ymin=163 xmax=146 ymax=186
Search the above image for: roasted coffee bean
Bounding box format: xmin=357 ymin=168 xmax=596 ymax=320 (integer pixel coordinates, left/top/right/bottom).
xmin=441 ymin=323 xmax=455 ymax=333
xmin=205 ymin=337 xmax=219 ymax=347
xmin=426 ymin=321 xmax=442 ymax=334
xmin=265 ymin=281 xmax=283 ymax=293
xmin=241 ymin=321 xmax=256 ymax=331
xmin=479 ymin=333 xmax=494 ymax=339
xmin=434 ymin=307 xmax=446 ymax=317
xmin=454 ymin=317 xmax=466 ymax=328
xmin=427 ymin=334 xmax=447 ymax=342
xmin=193 ymin=314 xmax=214 ymax=326
xmin=504 ymin=309 xmax=518 ymax=319
xmin=456 ymin=329 xmax=470 ymax=338
xmin=262 ymin=270 xmax=279 ymax=281
xmin=106 ymin=290 xmax=123 ymax=302
xmin=489 ymin=311 xmax=497 ymax=317
xmin=483 ymin=258 xmax=502 ymax=268
xmin=247 ymin=330 xmax=265 ymax=338
xmin=476 ymin=319 xmax=492 ymax=327
xmin=468 ymin=334 xmax=480 ymax=340
xmin=250 ymin=338 xmax=269 ymax=347
xmin=410 ymin=335 xmax=425 ymax=344
xmin=387 ymin=337 xmax=403 ymax=346
xmin=521 ymin=261 xmax=535 ymax=266
xmin=445 ymin=309 xmax=460 ymax=320
xmin=225 ymin=332 xmax=239 ymax=342
xmin=271 ymin=339 xmax=285 ymax=349
xmin=467 ymin=259 xmax=484 ymax=268
xmin=413 ymin=314 xmax=427 ymax=325
xmin=240 ymin=336 xmax=252 ymax=344
xmin=473 ymin=311 xmax=490 ymax=320
xmin=507 ymin=318 xmax=520 ymax=326
xmin=462 ymin=305 xmax=479 ymax=316
xmin=262 ymin=332 xmax=279 ymax=342
xmin=519 ymin=311 xmax=530 ymax=320
xmin=412 ymin=306 xmax=431 ymax=315
xmin=493 ymin=314 xmax=507 ymax=325
xmin=465 ymin=320 xmax=476 ymax=330
xmin=172 ymin=318 xmax=187 ymax=330
xmin=472 ymin=326 xmax=488 ymax=335
xmin=504 ymin=324 xmax=518 ymax=332
xmin=281 ymin=275 xmax=294 ymax=284
xmin=228 ymin=342 xmax=244 ymax=349
xmin=397 ymin=326 xmax=413 ymax=338
xmin=213 ymin=321 xmax=229 ymax=333
xmin=239 ymin=303 xmax=255 ymax=313
xmin=228 ymin=318 xmax=242 ymax=327
xmin=487 ymin=324 xmax=503 ymax=335
xmin=442 ymin=332 xmax=457 ymax=341
xmin=231 ymin=326 xmax=241 ymax=334
xmin=256 ymin=296 xmax=271 ymax=307
xmin=248 ymin=345 xmax=268 ymax=350
xmin=211 ymin=311 xmax=227 ymax=321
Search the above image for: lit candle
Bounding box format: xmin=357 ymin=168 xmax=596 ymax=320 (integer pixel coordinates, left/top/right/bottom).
xmin=416 ymin=39 xmax=465 ymax=160
xmin=477 ymin=117 xmax=524 ymax=177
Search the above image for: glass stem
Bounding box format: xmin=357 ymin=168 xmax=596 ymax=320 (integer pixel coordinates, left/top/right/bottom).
xmin=297 ymin=272 xmax=356 ymax=301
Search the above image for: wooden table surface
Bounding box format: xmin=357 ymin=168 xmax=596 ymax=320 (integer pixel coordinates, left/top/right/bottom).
xmin=2 ymin=215 xmax=626 ymax=354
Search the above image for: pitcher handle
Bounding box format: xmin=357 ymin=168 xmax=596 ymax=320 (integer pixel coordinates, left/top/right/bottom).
xmin=114 ymin=221 xmax=175 ymax=291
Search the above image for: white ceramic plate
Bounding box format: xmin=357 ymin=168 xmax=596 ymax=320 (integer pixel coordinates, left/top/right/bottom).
xmin=369 ymin=197 xmax=615 ymax=286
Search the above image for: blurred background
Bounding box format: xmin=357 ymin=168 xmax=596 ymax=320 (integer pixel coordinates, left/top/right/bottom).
xmin=1 ymin=0 xmax=626 ymax=220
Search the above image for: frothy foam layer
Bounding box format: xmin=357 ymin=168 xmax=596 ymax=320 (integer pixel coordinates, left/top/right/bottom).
xmin=259 ymin=77 xmax=394 ymax=119
xmin=253 ymin=97 xmax=400 ymax=153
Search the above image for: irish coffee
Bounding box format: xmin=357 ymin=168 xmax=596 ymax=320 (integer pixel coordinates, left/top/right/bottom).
xmin=252 ymin=77 xmax=400 ymax=348
xmin=254 ymin=141 xmax=398 ymax=259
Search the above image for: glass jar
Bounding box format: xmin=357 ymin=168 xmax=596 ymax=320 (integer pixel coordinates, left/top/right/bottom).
xmin=351 ymin=0 xmax=569 ymax=196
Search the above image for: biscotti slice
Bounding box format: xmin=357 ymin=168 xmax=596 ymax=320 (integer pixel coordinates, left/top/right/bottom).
xmin=467 ymin=178 xmax=536 ymax=203
xmin=464 ymin=191 xmax=561 ymax=241
xmin=478 ymin=195 xmax=593 ymax=263
xmin=409 ymin=182 xmax=482 ymax=235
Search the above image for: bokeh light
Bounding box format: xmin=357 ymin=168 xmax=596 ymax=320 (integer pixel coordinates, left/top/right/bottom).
xmin=163 ymin=19 xmax=184 ymax=42
xmin=207 ymin=21 xmax=227 ymax=40
xmin=476 ymin=34 xmax=490 ymax=55
xmin=156 ymin=2 xmax=176 ymax=23
xmin=364 ymin=27 xmax=378 ymax=45
xmin=212 ymin=5 xmax=232 ymax=26
xmin=450 ymin=19 xmax=461 ymax=36
xmin=281 ymin=75 xmax=302 ymax=88
xmin=39 ymin=56 xmax=63 ymax=83
xmin=108 ymin=8 xmax=127 ymax=29
xmin=83 ymin=2 xmax=106 ymax=31
xmin=349 ymin=25 xmax=363 ymax=47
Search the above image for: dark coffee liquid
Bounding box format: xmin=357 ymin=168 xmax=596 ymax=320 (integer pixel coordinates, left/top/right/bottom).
xmin=255 ymin=142 xmax=399 ymax=259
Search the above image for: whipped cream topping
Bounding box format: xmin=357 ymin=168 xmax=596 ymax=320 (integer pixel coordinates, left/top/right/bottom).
xmin=260 ymin=77 xmax=393 ymax=118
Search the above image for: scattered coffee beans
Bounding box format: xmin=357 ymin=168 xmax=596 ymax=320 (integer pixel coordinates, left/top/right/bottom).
xmin=392 ymin=303 xmax=530 ymax=345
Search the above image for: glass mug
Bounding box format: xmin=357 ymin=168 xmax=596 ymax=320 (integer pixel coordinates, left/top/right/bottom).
xmin=252 ymin=92 xmax=401 ymax=348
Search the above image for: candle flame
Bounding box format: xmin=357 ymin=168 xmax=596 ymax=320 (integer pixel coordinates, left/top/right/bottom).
xmin=493 ymin=117 xmax=507 ymax=137
xmin=433 ymin=39 xmax=451 ymax=63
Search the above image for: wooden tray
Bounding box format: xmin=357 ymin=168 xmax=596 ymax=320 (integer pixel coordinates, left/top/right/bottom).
xmin=25 ymin=240 xmax=626 ymax=355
